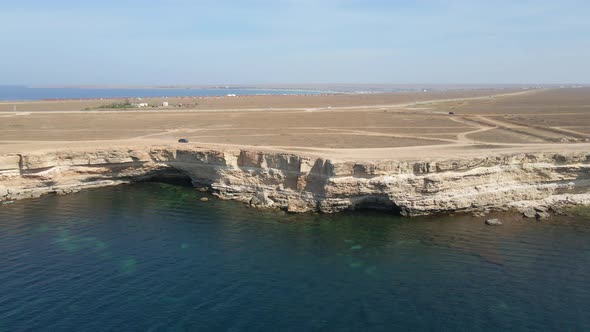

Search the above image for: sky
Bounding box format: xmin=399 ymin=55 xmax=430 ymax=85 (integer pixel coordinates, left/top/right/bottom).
xmin=1 ymin=0 xmax=589 ymax=85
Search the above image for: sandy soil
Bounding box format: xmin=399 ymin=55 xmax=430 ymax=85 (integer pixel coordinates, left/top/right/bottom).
xmin=1 ymin=88 xmax=589 ymax=161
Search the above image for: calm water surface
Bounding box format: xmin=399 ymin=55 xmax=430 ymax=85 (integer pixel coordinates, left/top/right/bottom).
xmin=1 ymin=183 xmax=589 ymax=331
xmin=0 ymin=86 xmax=326 ymax=101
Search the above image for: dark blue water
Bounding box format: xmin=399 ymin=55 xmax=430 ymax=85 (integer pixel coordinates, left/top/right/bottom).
xmin=1 ymin=183 xmax=589 ymax=331
xmin=0 ymin=86 xmax=326 ymax=101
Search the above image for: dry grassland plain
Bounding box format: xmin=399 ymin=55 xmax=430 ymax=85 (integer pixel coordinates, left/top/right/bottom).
xmin=1 ymin=88 xmax=589 ymax=161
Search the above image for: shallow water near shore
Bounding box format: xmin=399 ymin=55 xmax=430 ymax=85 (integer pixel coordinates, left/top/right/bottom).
xmin=1 ymin=183 xmax=589 ymax=330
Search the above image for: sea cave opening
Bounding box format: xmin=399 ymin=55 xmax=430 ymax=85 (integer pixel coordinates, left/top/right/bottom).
xmin=136 ymin=168 xmax=195 ymax=187
xmin=352 ymin=196 xmax=403 ymax=215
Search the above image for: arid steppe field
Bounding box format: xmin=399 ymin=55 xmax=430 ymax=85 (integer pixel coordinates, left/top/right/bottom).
xmin=1 ymin=87 xmax=589 ymax=161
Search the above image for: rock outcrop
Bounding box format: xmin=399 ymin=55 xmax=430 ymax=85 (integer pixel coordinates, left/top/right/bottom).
xmin=1 ymin=147 xmax=590 ymax=216
xmin=485 ymin=219 xmax=503 ymax=226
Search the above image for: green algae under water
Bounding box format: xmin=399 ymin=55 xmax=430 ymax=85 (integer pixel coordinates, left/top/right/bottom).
xmin=1 ymin=183 xmax=590 ymax=331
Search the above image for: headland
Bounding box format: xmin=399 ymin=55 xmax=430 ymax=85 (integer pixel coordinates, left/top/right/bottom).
xmin=2 ymin=87 xmax=590 ymax=217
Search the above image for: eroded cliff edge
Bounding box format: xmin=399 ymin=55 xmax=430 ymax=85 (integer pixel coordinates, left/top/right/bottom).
xmin=1 ymin=147 xmax=589 ymax=216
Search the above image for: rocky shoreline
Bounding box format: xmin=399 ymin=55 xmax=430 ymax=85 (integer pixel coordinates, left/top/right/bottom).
xmin=1 ymin=147 xmax=590 ymax=217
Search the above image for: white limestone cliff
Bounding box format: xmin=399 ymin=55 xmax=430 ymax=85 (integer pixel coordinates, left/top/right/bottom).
xmin=1 ymin=147 xmax=589 ymax=216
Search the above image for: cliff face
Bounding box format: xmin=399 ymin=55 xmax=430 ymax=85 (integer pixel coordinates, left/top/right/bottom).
xmin=1 ymin=147 xmax=589 ymax=215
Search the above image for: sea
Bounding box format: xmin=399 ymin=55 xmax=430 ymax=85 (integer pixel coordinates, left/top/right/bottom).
xmin=0 ymin=86 xmax=329 ymax=101
xmin=1 ymin=182 xmax=589 ymax=331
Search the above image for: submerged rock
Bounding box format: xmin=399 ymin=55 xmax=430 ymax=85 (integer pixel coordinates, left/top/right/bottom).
xmin=200 ymin=197 xmax=209 ymax=202
xmin=523 ymin=208 xmax=537 ymax=219
xmin=485 ymin=218 xmax=503 ymax=226
xmin=536 ymin=211 xmax=550 ymax=220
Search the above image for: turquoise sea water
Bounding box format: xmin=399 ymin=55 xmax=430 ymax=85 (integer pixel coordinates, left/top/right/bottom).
xmin=1 ymin=183 xmax=589 ymax=331
xmin=0 ymin=86 xmax=327 ymax=101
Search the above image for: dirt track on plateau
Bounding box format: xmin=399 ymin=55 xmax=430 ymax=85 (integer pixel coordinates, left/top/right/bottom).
xmin=1 ymin=88 xmax=589 ymax=161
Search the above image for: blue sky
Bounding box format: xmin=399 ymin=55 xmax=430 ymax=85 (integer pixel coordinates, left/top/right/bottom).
xmin=1 ymin=0 xmax=589 ymax=85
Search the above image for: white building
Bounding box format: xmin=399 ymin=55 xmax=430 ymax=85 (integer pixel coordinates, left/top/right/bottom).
xmin=162 ymin=101 xmax=169 ymax=107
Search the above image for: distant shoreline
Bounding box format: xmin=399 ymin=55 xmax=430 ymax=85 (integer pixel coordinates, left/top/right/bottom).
xmin=33 ymin=93 xmax=346 ymax=102
xmin=0 ymin=86 xmax=346 ymax=102
xmin=1 ymin=84 xmax=568 ymax=102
